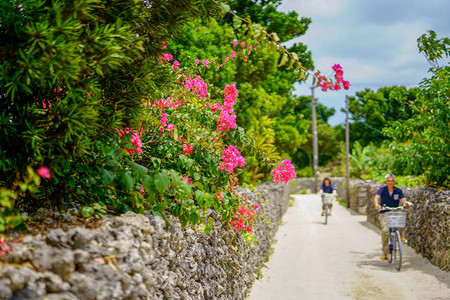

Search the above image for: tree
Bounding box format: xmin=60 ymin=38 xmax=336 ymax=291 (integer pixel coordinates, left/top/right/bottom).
xmin=346 ymin=86 xmax=419 ymax=147
xmin=385 ymin=31 xmax=450 ymax=187
xmin=0 ymin=0 xmax=226 ymax=183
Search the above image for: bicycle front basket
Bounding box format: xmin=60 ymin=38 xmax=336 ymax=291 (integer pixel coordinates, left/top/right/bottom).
xmin=384 ymin=211 xmax=407 ymax=228
xmin=322 ymin=194 xmax=333 ymax=205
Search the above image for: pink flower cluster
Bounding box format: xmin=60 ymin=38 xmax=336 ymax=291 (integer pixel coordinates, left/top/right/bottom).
xmin=219 ymin=145 xmax=245 ymax=173
xmin=183 ymin=75 xmax=208 ymax=99
xmin=37 ymin=167 xmax=51 ymax=179
xmin=182 ymin=143 xmax=193 ymax=155
xmin=271 ymin=159 xmax=296 ymax=184
xmin=182 ymin=176 xmax=193 ymax=186
xmin=118 ymin=128 xmax=143 ymax=155
xmin=158 ymin=53 xmax=173 ymax=62
xmin=172 ymin=60 xmax=180 ymax=71
xmin=230 ymin=204 xmax=261 ymax=232
xmin=217 ymin=84 xmax=238 ymax=131
xmin=159 ymin=113 xmax=174 ymax=132
xmin=153 ymin=97 xmax=184 ymax=110
xmin=315 ymin=64 xmax=350 ymax=92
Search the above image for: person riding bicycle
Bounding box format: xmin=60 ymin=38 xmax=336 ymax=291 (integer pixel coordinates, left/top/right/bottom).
xmin=373 ymin=173 xmax=410 ymax=260
xmin=319 ymin=177 xmax=337 ymax=216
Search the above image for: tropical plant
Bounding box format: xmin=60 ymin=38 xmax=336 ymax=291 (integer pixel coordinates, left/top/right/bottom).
xmin=385 ymin=31 xmax=450 ymax=188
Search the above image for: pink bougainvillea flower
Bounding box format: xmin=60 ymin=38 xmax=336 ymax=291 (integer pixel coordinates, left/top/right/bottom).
xmin=219 ymin=145 xmax=245 ymax=173
xmin=167 ymin=123 xmax=174 ymax=131
xmin=182 ymin=176 xmax=193 ymax=186
xmin=231 ymin=50 xmax=236 ymax=58
xmin=225 ymin=57 xmax=230 ymax=63
xmin=343 ymin=80 xmax=351 ymax=90
xmin=118 ymin=128 xmax=143 ymax=155
xmin=37 ymin=167 xmax=51 ymax=179
xmin=271 ymin=159 xmax=296 ymax=184
xmin=182 ymin=143 xmax=193 ymax=155
xmin=195 ymin=59 xmax=200 ymax=64
xmin=202 ymin=60 xmax=210 ymax=67
xmin=172 ymin=60 xmax=180 ymax=71
xmin=232 ymin=40 xmax=238 ymax=45
xmin=183 ymin=75 xmax=208 ymax=99
xmin=241 ymin=42 xmax=245 ymax=48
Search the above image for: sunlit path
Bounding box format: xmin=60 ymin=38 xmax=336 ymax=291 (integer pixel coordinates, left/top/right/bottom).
xmin=248 ymin=194 xmax=450 ymax=300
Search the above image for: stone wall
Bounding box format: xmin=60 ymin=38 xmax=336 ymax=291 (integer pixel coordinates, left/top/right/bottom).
xmin=0 ymin=182 xmax=291 ymax=300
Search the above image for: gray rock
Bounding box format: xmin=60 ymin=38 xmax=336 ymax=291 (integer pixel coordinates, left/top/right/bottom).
xmin=68 ymin=273 xmax=98 ymax=300
xmin=46 ymin=229 xmax=70 ymax=248
xmin=44 ymin=292 xmax=78 ymax=300
xmin=59 ymin=214 xmax=76 ymax=224
xmin=67 ymin=208 xmax=78 ymax=216
xmin=68 ymin=227 xmax=94 ymax=249
xmin=0 ymin=281 xmax=12 ymax=300
xmin=36 ymin=208 xmax=53 ymax=218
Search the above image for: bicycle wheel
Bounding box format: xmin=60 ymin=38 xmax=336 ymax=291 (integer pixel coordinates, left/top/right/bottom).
xmin=393 ymin=230 xmax=402 ymax=271
xmin=325 ymin=205 xmax=329 ymax=225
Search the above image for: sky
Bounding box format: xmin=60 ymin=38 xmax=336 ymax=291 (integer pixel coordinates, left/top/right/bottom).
xmin=278 ymin=0 xmax=450 ymax=126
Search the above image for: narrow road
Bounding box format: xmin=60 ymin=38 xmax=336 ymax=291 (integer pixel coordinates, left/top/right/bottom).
xmin=248 ymin=194 xmax=450 ymax=300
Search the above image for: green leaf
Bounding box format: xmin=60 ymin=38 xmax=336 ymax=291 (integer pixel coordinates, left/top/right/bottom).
xmin=154 ymin=172 xmax=170 ymax=193
xmin=142 ymin=175 xmax=154 ymax=191
xmin=151 ymin=157 xmax=161 ymax=170
xmin=177 ymin=181 xmax=192 ymax=200
xmin=118 ymin=171 xmax=134 ymax=191
xmin=233 ymin=15 xmax=242 ymax=29
xmin=195 ymin=190 xmax=205 ymax=206
xmin=188 ymin=212 xmax=199 ymax=224
xmin=278 ymin=52 xmax=289 ymax=67
xmin=251 ymin=23 xmax=263 ymax=37
xmin=131 ymin=162 xmax=148 ymax=180
xmin=101 ymin=169 xmax=115 ymax=186
xmin=270 ymin=32 xmax=281 ymax=43
xmin=5 ymin=215 xmax=27 ymax=228
xmin=193 ymin=181 xmax=204 ymax=189
xmin=205 ymin=224 xmax=213 ymax=234
xmin=220 ymin=3 xmax=230 ymax=14
xmin=80 ymin=206 xmax=94 ymax=218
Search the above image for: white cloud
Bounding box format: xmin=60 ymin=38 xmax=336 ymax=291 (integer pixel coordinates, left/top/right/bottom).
xmin=279 ymin=0 xmax=351 ymax=17
xmin=278 ymin=0 xmax=450 ymax=125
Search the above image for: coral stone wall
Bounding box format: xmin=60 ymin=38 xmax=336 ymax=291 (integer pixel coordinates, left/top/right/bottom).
xmin=0 ymin=182 xmax=291 ymax=300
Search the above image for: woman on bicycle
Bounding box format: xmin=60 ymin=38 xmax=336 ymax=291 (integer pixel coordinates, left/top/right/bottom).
xmin=373 ymin=173 xmax=409 ymax=260
xmin=319 ymin=177 xmax=337 ymax=216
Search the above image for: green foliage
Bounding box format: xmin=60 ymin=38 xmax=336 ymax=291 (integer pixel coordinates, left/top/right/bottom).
xmin=385 ymin=31 xmax=450 ymax=188
xmin=347 ymin=86 xmax=419 ymax=147
xmin=0 ymin=166 xmax=41 ymax=234
xmin=0 ymin=0 xmax=228 ymax=182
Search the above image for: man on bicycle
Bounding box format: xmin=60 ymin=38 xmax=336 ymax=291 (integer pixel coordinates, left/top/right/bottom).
xmin=373 ymin=173 xmax=409 ymax=260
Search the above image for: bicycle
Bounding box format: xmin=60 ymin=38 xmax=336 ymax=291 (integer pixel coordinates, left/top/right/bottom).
xmin=379 ymin=205 xmax=410 ymax=271
xmin=321 ymin=194 xmax=334 ymax=225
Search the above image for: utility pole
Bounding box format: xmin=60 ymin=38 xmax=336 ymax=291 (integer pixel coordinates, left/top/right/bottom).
xmin=311 ymin=86 xmax=318 ymax=193
xmin=345 ymin=95 xmax=350 ymax=208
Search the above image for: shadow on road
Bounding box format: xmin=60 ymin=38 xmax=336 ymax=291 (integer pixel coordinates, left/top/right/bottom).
xmin=356 ymin=250 xmax=450 ymax=290
xmin=358 ymin=220 xmax=380 ymax=235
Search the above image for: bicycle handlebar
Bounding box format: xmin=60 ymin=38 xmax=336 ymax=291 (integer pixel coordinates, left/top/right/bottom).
xmin=378 ymin=202 xmax=414 ymax=213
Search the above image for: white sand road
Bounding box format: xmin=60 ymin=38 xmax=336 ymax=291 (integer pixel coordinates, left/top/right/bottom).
xmin=248 ymin=194 xmax=450 ymax=300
